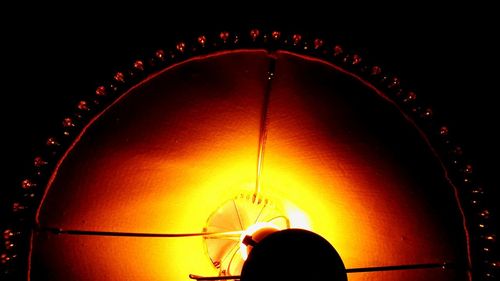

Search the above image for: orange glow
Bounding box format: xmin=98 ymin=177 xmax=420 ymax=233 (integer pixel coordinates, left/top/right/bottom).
xmin=283 ymin=202 xmax=311 ymax=230
xmin=31 ymin=50 xmax=468 ymax=281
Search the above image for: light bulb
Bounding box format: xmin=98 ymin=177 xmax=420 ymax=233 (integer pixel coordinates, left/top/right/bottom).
xmin=239 ymin=222 xmax=280 ymax=260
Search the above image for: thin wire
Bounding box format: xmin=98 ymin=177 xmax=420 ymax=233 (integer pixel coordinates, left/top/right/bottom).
xmin=267 ymin=215 xmax=291 ymax=228
xmin=226 ymin=244 xmax=242 ymax=275
xmin=254 ymin=54 xmax=277 ymax=200
xmin=203 ymin=236 xmax=241 ymax=241
xmin=232 ymin=199 xmax=244 ymax=231
xmin=189 ymin=274 xmax=240 ymax=280
xmin=36 ymin=226 xmax=242 ymax=238
xmin=253 ymin=202 xmax=267 ymax=224
xmin=346 ymin=262 xmax=454 ymax=273
xmin=219 ymin=242 xmax=241 ymax=273
xmin=189 ymin=261 xmax=457 ymax=280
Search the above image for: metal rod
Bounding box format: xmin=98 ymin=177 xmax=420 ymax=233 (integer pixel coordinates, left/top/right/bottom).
xmin=37 ymin=226 xmax=242 ymax=238
xmin=188 ymin=262 xmax=455 ymax=280
xmin=189 ymin=274 xmax=240 ymax=280
xmin=253 ymin=55 xmax=277 ymax=199
xmin=346 ymin=262 xmax=453 ymax=273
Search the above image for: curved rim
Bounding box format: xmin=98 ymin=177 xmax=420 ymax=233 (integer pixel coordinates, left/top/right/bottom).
xmin=1 ymin=29 xmax=496 ymax=281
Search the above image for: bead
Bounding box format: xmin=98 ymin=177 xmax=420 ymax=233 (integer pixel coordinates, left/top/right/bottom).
xmin=371 ymin=66 xmax=382 ymax=75
xmin=133 ymin=60 xmax=144 ymax=71
xmin=77 ymin=101 xmax=89 ymax=111
xmin=314 ymin=39 xmax=324 ymax=49
xmin=421 ymin=108 xmax=433 ymax=118
xmin=333 ymin=45 xmax=343 ymax=56
xmin=250 ymin=29 xmax=260 ymax=41
xmin=439 ymin=126 xmax=449 ymax=136
xmin=403 ymin=91 xmax=417 ymax=103
xmin=351 ymin=54 xmax=362 ymax=65
xmin=176 ymin=42 xmax=186 ymax=53
xmin=3 ymin=230 xmax=13 ymax=240
xmin=480 ymin=210 xmax=490 ymax=219
xmin=388 ymin=77 xmax=400 ymax=89
xmin=4 ymin=241 xmax=13 ymax=250
xmin=464 ymin=164 xmax=473 ymax=174
xmin=95 ymin=86 xmax=107 ymax=96
xmin=62 ymin=117 xmax=75 ymax=128
xmin=155 ymin=50 xmax=165 ymax=61
xmin=271 ymin=31 xmax=281 ymax=40
xmin=1 ymin=253 xmax=10 ymax=264
xmin=46 ymin=137 xmax=59 ymax=146
xmin=113 ymin=72 xmax=125 ymax=83
xmin=21 ymin=179 xmax=35 ymax=189
xmin=34 ymin=156 xmax=47 ymax=167
xmin=219 ymin=32 xmax=229 ymax=42
xmin=12 ymin=202 xmax=25 ymax=212
xmin=197 ymin=35 xmax=207 ymax=46
xmin=472 ymin=186 xmax=484 ymax=195
xmin=485 ymin=234 xmax=496 ymax=242
xmin=292 ymin=34 xmax=302 ymax=45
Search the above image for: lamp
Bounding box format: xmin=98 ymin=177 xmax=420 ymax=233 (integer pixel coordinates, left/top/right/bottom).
xmin=1 ymin=30 xmax=496 ymax=281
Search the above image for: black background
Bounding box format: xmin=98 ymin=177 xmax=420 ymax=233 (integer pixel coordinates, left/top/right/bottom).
xmin=2 ymin=4 xmax=498 ymax=257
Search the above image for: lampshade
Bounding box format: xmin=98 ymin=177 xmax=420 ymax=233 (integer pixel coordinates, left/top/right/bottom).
xmin=2 ymin=30 xmax=496 ymax=281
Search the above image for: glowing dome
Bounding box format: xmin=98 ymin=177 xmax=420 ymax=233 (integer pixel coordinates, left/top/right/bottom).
xmin=4 ymin=31 xmax=488 ymax=281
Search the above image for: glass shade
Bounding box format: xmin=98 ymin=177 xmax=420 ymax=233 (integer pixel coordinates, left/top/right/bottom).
xmin=31 ymin=50 xmax=468 ymax=280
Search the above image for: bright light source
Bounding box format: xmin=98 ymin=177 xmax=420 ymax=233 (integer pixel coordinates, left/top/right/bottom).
xmin=239 ymin=222 xmax=280 ymax=260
